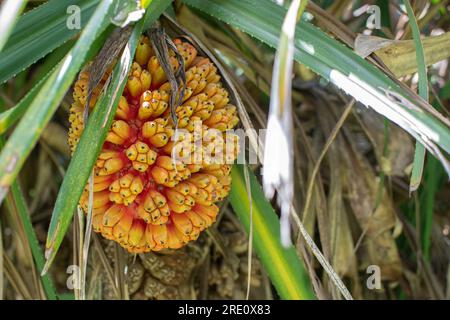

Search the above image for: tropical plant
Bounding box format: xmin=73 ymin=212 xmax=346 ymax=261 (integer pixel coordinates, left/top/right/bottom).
xmin=0 ymin=0 xmax=449 ymax=300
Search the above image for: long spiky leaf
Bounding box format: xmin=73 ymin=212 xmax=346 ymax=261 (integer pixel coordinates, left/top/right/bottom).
xmin=0 ymin=0 xmax=27 ymax=52
xmin=403 ymin=0 xmax=429 ymax=193
xmin=230 ymin=165 xmax=315 ymax=300
xmin=0 ymin=0 xmax=100 ymax=84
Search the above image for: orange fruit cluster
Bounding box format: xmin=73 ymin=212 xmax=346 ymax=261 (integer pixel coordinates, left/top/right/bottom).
xmin=68 ymin=36 xmax=239 ymax=253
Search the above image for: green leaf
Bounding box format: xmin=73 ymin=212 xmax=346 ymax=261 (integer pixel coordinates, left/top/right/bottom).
xmin=0 ymin=136 xmax=57 ymax=299
xmin=184 ymin=0 xmax=450 ymax=172
xmin=403 ymin=0 xmax=439 ymax=261
xmin=0 ymin=0 xmax=100 ymax=84
xmin=43 ymin=0 xmax=173 ymax=273
xmin=0 ymin=0 xmax=117 ymax=206
xmin=230 ymin=165 xmax=315 ymax=300
xmin=7 ymin=182 xmax=59 ymax=299
xmin=0 ymin=30 xmax=110 ymax=135
xmin=0 ymin=0 xmax=27 ymax=52
xmin=419 ymin=94 xmax=447 ymax=263
xmin=0 ymin=69 xmax=51 ymax=135
xmin=403 ymin=0 xmax=428 ymax=193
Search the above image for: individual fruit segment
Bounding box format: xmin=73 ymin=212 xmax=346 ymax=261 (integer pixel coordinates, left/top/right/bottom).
xmin=125 ymin=141 xmax=157 ymax=172
xmin=138 ymin=89 xmax=169 ymax=120
xmin=141 ymin=118 xmax=173 ymax=148
xmin=108 ymin=173 xmax=144 ymax=206
xmin=126 ymin=62 xmax=151 ymax=98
